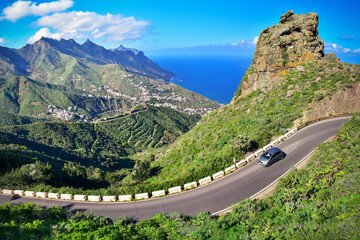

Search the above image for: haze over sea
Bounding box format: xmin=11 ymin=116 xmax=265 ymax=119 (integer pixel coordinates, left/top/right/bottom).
xmin=150 ymin=55 xmax=252 ymax=104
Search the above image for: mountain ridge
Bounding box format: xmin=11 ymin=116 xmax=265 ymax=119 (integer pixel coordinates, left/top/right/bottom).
xmin=10 ymin=37 xmax=175 ymax=81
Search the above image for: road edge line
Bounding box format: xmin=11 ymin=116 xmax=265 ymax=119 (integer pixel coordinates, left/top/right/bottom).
xmin=211 ymin=135 xmax=335 ymax=216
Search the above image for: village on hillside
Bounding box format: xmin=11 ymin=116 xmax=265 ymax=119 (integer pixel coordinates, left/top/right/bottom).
xmin=44 ymin=80 xmax=217 ymax=122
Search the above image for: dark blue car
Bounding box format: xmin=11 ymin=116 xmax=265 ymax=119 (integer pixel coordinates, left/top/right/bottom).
xmin=258 ymin=147 xmax=286 ymax=167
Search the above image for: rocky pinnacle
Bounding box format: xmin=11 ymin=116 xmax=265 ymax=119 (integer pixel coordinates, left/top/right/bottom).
xmin=234 ymin=11 xmax=325 ymax=99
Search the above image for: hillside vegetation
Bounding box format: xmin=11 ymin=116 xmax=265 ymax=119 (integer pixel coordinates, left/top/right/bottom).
xmin=118 ymin=11 xmax=360 ymax=194
xmin=99 ymin=106 xmax=200 ymax=149
xmin=1 ymin=115 xmax=359 ymax=239
xmin=126 ymin=53 xmax=360 ymax=194
xmin=0 ymin=75 xmax=135 ymax=125
xmin=0 ymin=106 xmax=199 ymax=193
xmin=0 ymin=111 xmax=45 ymax=127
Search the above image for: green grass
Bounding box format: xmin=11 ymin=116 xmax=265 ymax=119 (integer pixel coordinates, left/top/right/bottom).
xmin=1 ymin=115 xmax=359 ymax=239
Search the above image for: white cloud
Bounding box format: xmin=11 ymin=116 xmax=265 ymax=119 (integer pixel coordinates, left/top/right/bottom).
xmin=234 ymin=37 xmax=258 ymax=47
xmin=0 ymin=37 xmax=5 ymax=45
xmin=27 ymin=11 xmax=150 ymax=43
xmin=325 ymin=42 xmax=360 ymax=55
xmin=27 ymin=27 xmax=64 ymax=43
xmin=1 ymin=0 xmax=73 ymax=22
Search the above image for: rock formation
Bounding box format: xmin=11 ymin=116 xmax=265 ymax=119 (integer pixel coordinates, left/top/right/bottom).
xmin=234 ymin=11 xmax=325 ymax=98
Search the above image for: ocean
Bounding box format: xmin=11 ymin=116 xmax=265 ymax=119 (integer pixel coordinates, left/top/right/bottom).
xmin=150 ymin=55 xmax=252 ymax=104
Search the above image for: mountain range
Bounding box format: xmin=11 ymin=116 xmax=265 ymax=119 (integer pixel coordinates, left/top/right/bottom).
xmin=1 ymin=37 xmax=174 ymax=82
xmin=0 ymin=38 xmax=220 ymax=126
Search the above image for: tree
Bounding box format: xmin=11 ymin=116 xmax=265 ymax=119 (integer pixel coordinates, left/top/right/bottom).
xmin=86 ymin=166 xmax=104 ymax=181
xmin=131 ymin=159 xmax=151 ymax=181
xmin=20 ymin=161 xmax=55 ymax=184
xmin=231 ymin=134 xmax=253 ymax=155
xmin=62 ymin=162 xmax=86 ymax=178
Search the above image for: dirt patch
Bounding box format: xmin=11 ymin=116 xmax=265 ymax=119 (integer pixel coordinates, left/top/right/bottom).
xmin=30 ymin=102 xmax=41 ymax=106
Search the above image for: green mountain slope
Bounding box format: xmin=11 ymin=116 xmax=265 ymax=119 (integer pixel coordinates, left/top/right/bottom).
xmin=1 ymin=115 xmax=359 ymax=239
xmin=0 ymin=106 xmax=199 ymax=192
xmin=0 ymin=75 xmax=133 ymax=125
xmin=0 ymin=111 xmax=45 ymax=127
xmin=124 ymin=11 xmax=360 ymax=194
xmin=0 ymin=46 xmax=28 ymax=76
xmin=99 ymin=106 xmax=200 ymax=150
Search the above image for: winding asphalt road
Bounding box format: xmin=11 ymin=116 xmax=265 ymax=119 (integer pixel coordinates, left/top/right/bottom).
xmin=0 ymin=117 xmax=349 ymax=220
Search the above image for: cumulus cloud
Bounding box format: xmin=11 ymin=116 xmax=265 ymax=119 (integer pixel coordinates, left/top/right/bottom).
xmin=27 ymin=27 xmax=64 ymax=43
xmin=325 ymin=42 xmax=359 ymax=54
xmin=325 ymin=42 xmax=360 ymax=55
xmin=1 ymin=0 xmax=73 ymax=22
xmin=230 ymin=36 xmax=258 ymax=48
xmin=0 ymin=37 xmax=5 ymax=45
xmin=27 ymin=11 xmax=150 ymax=43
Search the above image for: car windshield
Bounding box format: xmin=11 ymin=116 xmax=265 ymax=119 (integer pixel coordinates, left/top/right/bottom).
xmin=262 ymin=152 xmax=272 ymax=160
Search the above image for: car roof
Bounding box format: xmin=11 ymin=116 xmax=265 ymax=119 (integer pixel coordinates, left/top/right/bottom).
xmin=267 ymin=147 xmax=281 ymax=154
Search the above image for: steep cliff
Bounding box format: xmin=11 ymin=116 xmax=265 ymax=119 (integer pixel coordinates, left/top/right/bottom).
xmin=233 ymin=11 xmax=360 ymax=122
xmin=234 ymin=11 xmax=324 ymax=98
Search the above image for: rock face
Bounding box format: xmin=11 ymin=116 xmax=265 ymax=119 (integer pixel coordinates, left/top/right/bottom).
xmin=303 ymin=82 xmax=360 ymax=122
xmin=234 ymin=11 xmax=324 ymax=99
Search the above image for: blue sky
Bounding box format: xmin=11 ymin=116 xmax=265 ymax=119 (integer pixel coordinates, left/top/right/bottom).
xmin=0 ymin=0 xmax=359 ymax=62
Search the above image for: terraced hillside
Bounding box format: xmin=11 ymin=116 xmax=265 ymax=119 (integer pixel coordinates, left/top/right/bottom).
xmin=99 ymin=106 xmax=200 ymax=150
xmin=0 ymin=106 xmax=199 ymax=193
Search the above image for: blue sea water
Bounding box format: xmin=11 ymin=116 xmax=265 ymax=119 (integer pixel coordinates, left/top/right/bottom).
xmin=150 ymin=55 xmax=252 ymax=104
